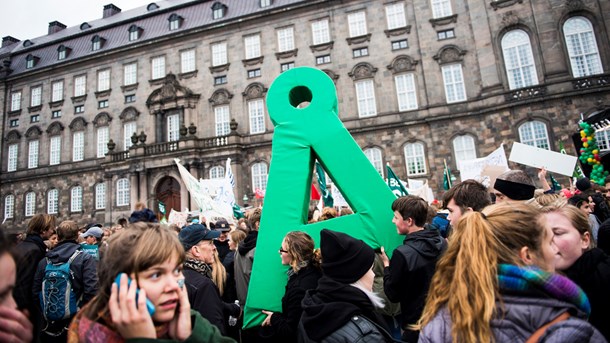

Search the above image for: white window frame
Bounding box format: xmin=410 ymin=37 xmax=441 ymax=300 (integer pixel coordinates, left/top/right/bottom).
xmin=348 ymin=11 xmax=367 ymax=37
xmin=501 ymin=30 xmax=539 ymax=90
xmin=72 ymin=131 xmax=84 ymax=162
xmin=596 ymin=129 xmax=610 ymax=151
xmin=277 ymin=27 xmax=295 ymax=52
xmin=355 ymin=79 xmax=377 ymax=117
xmin=71 ymin=186 xmax=82 ymax=212
xmin=248 ymin=99 xmax=266 ymax=134
xmin=395 ymin=73 xmax=418 ymax=111
xmin=311 ymin=19 xmax=330 ymax=45
xmin=452 ymin=135 xmax=477 ymax=169
xmin=386 ymin=3 xmax=407 ymax=30
xmin=97 ymin=69 xmax=110 ymax=92
xmin=5 ymin=195 xmax=14 ymax=219
xmin=124 ymin=122 xmax=137 ymax=150
xmin=212 ymin=42 xmax=228 ymax=66
xmin=30 ymin=86 xmax=42 ymax=107
xmin=11 ymin=91 xmax=21 ymax=111
xmin=180 ymin=49 xmax=196 ymax=73
xmin=431 ymin=0 xmax=452 ymax=19
xmin=404 ymin=142 xmax=427 ymax=176
xmin=7 ymin=144 xmax=18 ymax=172
xmin=564 ymin=16 xmax=603 ymax=78
xmin=215 ymin=106 xmax=230 ymax=136
xmin=97 ymin=126 xmax=109 ymax=158
xmin=52 ymin=81 xmax=63 ymax=102
xmin=28 ymin=140 xmax=39 ymax=169
xmin=167 ymin=114 xmax=180 ymax=142
xmin=124 ymin=62 xmax=137 ymax=86
xmin=441 ymin=64 xmax=467 ymax=103
xmin=152 ymin=56 xmax=166 ymax=80
xmin=364 ymin=148 xmax=384 ymax=177
xmin=74 ymin=75 xmax=86 ymax=97
xmin=245 ymin=35 xmax=261 ymax=59
xmin=25 ymin=192 xmax=36 ymax=217
xmin=209 ymin=166 xmax=225 ymax=179
xmin=251 ymin=162 xmax=268 ymax=192
xmin=49 ymin=136 xmax=61 ymax=165
xmin=116 ymin=178 xmax=130 ymax=206
xmin=519 ymin=121 xmax=550 ymax=150
xmin=95 ymin=183 xmax=106 ymax=210
xmin=47 ymin=189 xmax=59 ymax=214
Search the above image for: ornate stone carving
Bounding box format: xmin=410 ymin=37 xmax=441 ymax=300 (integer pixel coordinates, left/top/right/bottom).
xmin=490 ymin=0 xmax=524 ymax=11
xmin=93 ymin=112 xmax=112 ymax=127
xmin=348 ymin=63 xmax=378 ymax=81
xmin=209 ymin=89 xmax=234 ymax=106
xmin=565 ymin=0 xmax=585 ymax=11
xmin=242 ymin=56 xmax=264 ymax=67
xmin=572 ymin=75 xmax=610 ymax=90
xmin=309 ymin=41 xmax=334 ymax=53
xmin=120 ymin=106 xmax=140 ymax=122
xmin=429 ymin=14 xmax=458 ymax=27
xmin=46 ymin=122 xmax=64 ymax=136
xmin=69 ymin=117 xmax=88 ymax=131
xmin=25 ymin=126 xmax=42 ymax=139
xmin=242 ymin=83 xmax=267 ymax=100
xmin=387 ymin=55 xmax=419 ymax=74
xmin=323 ymin=69 xmax=340 ymax=82
xmin=275 ymin=48 xmax=298 ymax=60
xmin=505 ymin=85 xmax=547 ymax=101
xmin=209 ymin=63 xmax=230 ymax=73
xmin=5 ymin=130 xmax=21 ymax=142
xmin=433 ymin=45 xmax=467 ymax=65
xmin=384 ymin=26 xmax=411 ymax=37
xmin=346 ymin=33 xmax=372 ymax=46
xmin=146 ymin=73 xmax=201 ymax=111
xmin=501 ymin=11 xmax=520 ymax=27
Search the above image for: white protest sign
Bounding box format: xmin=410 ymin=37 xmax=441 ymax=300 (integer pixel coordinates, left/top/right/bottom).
xmin=509 ymin=142 xmax=577 ymax=177
xmin=459 ymin=144 xmax=510 ymax=185
xmin=330 ymin=183 xmax=349 ymax=207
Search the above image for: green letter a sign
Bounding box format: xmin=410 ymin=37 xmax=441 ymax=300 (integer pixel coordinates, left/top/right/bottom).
xmin=243 ymin=67 xmax=404 ymax=328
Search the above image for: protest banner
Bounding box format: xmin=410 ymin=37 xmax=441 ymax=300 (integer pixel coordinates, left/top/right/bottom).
xmin=509 ymin=142 xmax=578 ymax=177
xmin=459 ymin=144 xmax=510 ymax=186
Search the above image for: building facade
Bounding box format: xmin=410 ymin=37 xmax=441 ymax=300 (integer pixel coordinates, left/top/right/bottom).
xmin=1 ymin=0 xmax=609 ymax=232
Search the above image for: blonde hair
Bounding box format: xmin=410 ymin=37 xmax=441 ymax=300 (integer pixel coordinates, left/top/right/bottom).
xmin=283 ymin=231 xmax=321 ymax=272
xmin=210 ymin=250 xmax=227 ymax=296
xmin=539 ymin=205 xmax=595 ymax=249
xmin=415 ymin=204 xmax=544 ymax=343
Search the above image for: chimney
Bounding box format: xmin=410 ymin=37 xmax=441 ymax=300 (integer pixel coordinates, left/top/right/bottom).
xmin=2 ymin=36 xmax=20 ymax=48
xmin=103 ymin=4 xmax=122 ymax=18
xmin=48 ymin=21 xmax=67 ymax=35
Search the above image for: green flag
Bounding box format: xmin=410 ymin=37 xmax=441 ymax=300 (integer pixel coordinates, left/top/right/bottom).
xmin=158 ymin=201 xmax=166 ymax=215
xmin=443 ymin=162 xmax=453 ymax=190
xmin=386 ymin=164 xmax=408 ymax=197
xmin=233 ymin=203 xmax=245 ymax=219
xmin=549 ymin=173 xmax=562 ymax=192
xmin=315 ymin=161 xmax=334 ymax=207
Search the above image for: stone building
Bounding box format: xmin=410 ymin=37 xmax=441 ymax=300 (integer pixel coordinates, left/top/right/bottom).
xmin=0 ymin=0 xmax=609 ymax=232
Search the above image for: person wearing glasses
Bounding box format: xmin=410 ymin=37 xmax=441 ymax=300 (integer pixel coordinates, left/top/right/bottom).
xmin=260 ymin=231 xmax=322 ymax=342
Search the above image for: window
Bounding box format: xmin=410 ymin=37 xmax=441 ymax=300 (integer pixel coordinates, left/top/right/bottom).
xmin=128 ymin=25 xmax=140 ymax=41
xmin=316 ymin=55 xmax=331 ymax=65
xmin=519 ymin=121 xmax=550 ymax=150
xmin=596 ymin=129 xmax=610 ymax=151
xmin=281 ymin=62 xmax=295 ymax=72
xmin=251 ymin=162 xmax=268 ymax=192
xmin=50 ymin=136 xmax=61 ymax=165
xmin=74 ymin=75 xmax=86 ymax=97
xmin=215 ymin=106 xmax=230 ymax=136
xmin=125 ymin=94 xmax=136 ymax=103
xmin=11 ymin=91 xmax=21 ymax=111
xmin=249 ymin=99 xmax=266 ymax=134
xmin=210 ymin=166 xmax=225 ymax=179
xmin=75 ymin=105 xmax=84 ymax=114
xmin=364 ymin=148 xmax=384 ymax=177
xmin=404 ymin=142 xmax=427 ymax=176
xmin=71 ymin=186 xmax=82 ymax=212
xmin=124 ymin=122 xmax=137 ymax=150
xmin=395 ymin=73 xmax=418 ymax=111
xmin=211 ymin=42 xmax=227 ymax=66
xmin=392 ymin=39 xmax=408 ymax=50
xmin=95 ymin=183 xmax=106 ymax=210
xmin=386 ymin=3 xmax=407 ymax=30
xmin=31 ymin=115 xmax=40 ymax=123
xmin=30 ymin=86 xmax=42 ymax=107
xmin=52 ymin=110 xmax=62 ymax=118
xmin=169 ymin=14 xmax=182 ymax=30
xmin=348 ymin=11 xmax=367 ymax=37
xmin=353 ymin=47 xmax=369 ymax=58
xmin=9 ymin=119 xmax=19 ymax=127
xmin=28 ymin=140 xmax=39 ymax=169
xmin=58 ymin=46 xmax=67 ymax=60
xmin=5 ymin=195 xmax=14 ymax=219
xmin=260 ymin=0 xmax=272 ymax=7
xmin=437 ymin=29 xmax=455 ymax=40
xmin=98 ymin=100 xmax=109 ymax=108
xmin=25 ymin=192 xmax=36 ymax=217
xmin=52 ymin=81 xmax=63 ymax=102
xmin=452 ymin=135 xmax=477 ymax=167
xmin=277 ymin=27 xmax=295 ymax=52
xmin=564 ymin=17 xmax=603 ymax=78
xmin=212 ymin=3 xmax=226 ymax=19
xmin=124 ymin=62 xmax=137 ymax=85
xmin=151 ymin=56 xmax=165 ymax=80
xmin=248 ymin=69 xmax=261 ymax=78
xmin=92 ymin=36 xmax=103 ymax=51
xmin=180 ymin=49 xmax=196 ymax=73
xmin=441 ymin=64 xmax=467 ymax=103
xmin=97 ymin=126 xmax=109 ymax=158
xmin=73 ymin=131 xmax=84 ymax=161
xmin=501 ymin=30 xmax=538 ymax=90
xmin=26 ymin=55 xmax=37 ymax=69
xmin=7 ymin=144 xmax=18 ymax=172
xmin=48 ymin=189 xmax=59 ymax=214
xmin=355 ymin=79 xmax=377 ymax=117
xmin=116 ymin=178 xmax=130 ymax=206
xmin=244 ymin=35 xmax=261 ymax=59
xmin=312 ymin=19 xmax=330 ymax=45
xmin=167 ymin=114 xmax=180 ymax=142
xmin=431 ymin=0 xmax=452 ymax=19
xmin=97 ymin=69 xmax=110 ymax=92
xmin=214 ymin=76 xmax=227 ymax=85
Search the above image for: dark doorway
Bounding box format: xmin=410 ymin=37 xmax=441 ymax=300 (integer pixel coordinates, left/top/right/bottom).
xmin=155 ymin=176 xmax=181 ymax=220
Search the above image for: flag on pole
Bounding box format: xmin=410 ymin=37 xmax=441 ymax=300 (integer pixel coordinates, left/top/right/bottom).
xmin=315 ymin=161 xmax=334 ymax=207
xmin=550 ymin=173 xmax=562 ymax=192
xmin=225 ymin=158 xmax=235 ymax=188
xmin=386 ymin=164 xmax=408 ymax=197
xmin=233 ymin=204 xmax=245 ymax=219
xmin=311 ymin=183 xmax=321 ymax=200
xmin=443 ymin=159 xmax=454 ymax=190
xmin=560 ymin=141 xmax=584 ymax=178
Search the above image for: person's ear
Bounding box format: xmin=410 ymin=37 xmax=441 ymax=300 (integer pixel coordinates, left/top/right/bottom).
xmin=581 ymin=232 xmax=591 ymax=250
xmin=465 ymin=207 xmax=474 ymax=213
xmin=519 ymin=246 xmax=535 ymax=266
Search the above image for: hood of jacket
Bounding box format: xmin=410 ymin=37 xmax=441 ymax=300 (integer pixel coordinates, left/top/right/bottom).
xmin=238 ymin=230 xmax=258 ymax=256
xmin=46 ymin=240 xmax=81 ymax=263
xmin=403 ymin=228 xmax=446 ymax=259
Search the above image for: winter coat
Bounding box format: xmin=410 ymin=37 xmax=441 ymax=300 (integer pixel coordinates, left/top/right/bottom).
xmin=383 ymin=228 xmax=446 ymax=335
xmin=14 ymin=234 xmax=47 ymax=311
xmin=564 ymin=248 xmax=610 ymax=341
xmin=235 ymin=231 xmax=257 ymax=305
xmin=597 ymin=219 xmax=610 ymax=255
xmin=260 ymin=264 xmax=322 ymax=342
xmin=419 ymin=295 xmax=606 ymax=343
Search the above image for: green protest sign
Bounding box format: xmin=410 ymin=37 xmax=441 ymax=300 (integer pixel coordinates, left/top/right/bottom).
xmin=242 ymin=67 xmax=404 ymax=328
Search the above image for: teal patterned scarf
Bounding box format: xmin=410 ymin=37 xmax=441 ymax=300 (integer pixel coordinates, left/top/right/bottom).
xmin=497 ymin=264 xmax=590 ymax=316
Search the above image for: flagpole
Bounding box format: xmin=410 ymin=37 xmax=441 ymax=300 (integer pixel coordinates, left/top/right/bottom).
xmin=443 ymin=159 xmax=452 ymax=189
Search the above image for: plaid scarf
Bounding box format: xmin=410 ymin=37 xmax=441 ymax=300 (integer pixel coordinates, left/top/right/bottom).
xmin=497 ymin=264 xmax=590 ymax=316
xmin=184 ymin=259 xmax=212 ymax=278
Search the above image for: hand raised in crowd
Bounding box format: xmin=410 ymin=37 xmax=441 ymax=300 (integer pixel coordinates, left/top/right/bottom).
xmin=0 ymin=306 xmax=33 ymax=343
xmin=168 ymin=278 xmax=192 ymax=340
xmin=109 ymin=274 xmax=156 ymax=339
xmin=261 ymin=310 xmax=274 ymax=326
xmin=380 ymin=246 xmax=390 ymax=268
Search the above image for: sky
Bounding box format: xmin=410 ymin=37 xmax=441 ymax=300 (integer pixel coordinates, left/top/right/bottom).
xmin=1 ymin=0 xmax=152 ymax=41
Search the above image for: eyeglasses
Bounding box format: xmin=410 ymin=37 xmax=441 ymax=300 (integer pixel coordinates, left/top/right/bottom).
xmin=279 ymin=248 xmax=288 ymax=254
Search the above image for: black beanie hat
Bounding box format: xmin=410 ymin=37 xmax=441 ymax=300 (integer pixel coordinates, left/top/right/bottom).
xmin=576 ymin=177 xmax=592 ymax=192
xmin=320 ymin=229 xmax=375 ymax=284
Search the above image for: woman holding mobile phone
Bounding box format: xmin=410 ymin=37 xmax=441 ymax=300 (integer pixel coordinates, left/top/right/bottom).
xmin=67 ymin=222 xmax=235 ymax=342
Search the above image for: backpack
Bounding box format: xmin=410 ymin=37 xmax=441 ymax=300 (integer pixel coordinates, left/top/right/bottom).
xmin=39 ymin=250 xmax=82 ymax=322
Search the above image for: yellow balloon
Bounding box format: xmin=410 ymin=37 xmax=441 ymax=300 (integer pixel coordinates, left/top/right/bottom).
xmin=588 ymin=158 xmax=594 ymax=163
xmin=581 ymin=131 xmax=586 ymax=137
xmin=593 ymin=149 xmax=599 ymax=154
xmin=583 ymin=142 xmax=589 ymax=148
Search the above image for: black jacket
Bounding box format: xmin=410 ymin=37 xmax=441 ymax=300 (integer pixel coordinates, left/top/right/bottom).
xmin=597 ymin=219 xmax=610 ymax=255
xmin=383 ymin=229 xmax=446 ymax=334
xmin=14 ymin=234 xmax=47 ymax=310
xmin=565 ymin=248 xmax=610 ymax=341
xmin=261 ymin=264 xmax=322 ymax=342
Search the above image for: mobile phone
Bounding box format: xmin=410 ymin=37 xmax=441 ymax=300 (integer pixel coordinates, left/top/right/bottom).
xmin=114 ymin=273 xmax=156 ymax=316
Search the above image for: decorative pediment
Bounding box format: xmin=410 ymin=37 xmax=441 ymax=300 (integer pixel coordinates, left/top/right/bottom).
xmin=120 ymin=106 xmax=141 ymax=122
xmin=93 ymin=112 xmax=112 ymax=127
xmin=146 ymin=73 xmax=201 ymax=112
xmin=323 ymin=69 xmax=340 ymax=82
xmin=5 ymin=130 xmax=21 ymax=143
xmin=46 ymin=122 xmax=64 ymax=136
xmin=25 ymin=125 xmax=42 ymax=139
xmin=387 ymin=55 xmax=419 ymax=74
xmin=433 ymin=45 xmax=467 ymax=65
xmin=348 ymin=62 xmax=378 ymax=81
xmin=69 ymin=117 xmax=88 ymax=131
xmin=209 ymin=89 xmax=234 ymax=106
xmin=565 ymin=0 xmax=585 ymax=11
xmin=242 ymin=82 xmax=267 ymax=100
xmin=501 ymin=11 xmax=521 ymax=27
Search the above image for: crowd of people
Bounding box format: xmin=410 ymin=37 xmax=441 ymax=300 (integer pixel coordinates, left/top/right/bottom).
xmin=1 ymin=171 xmax=609 ymax=342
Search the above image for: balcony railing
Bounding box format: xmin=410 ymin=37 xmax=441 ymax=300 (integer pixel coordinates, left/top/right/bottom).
xmin=145 ymin=141 xmax=179 ymax=155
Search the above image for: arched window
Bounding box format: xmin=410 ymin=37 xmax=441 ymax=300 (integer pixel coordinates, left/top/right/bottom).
xmin=364 ymin=148 xmax=384 ymax=177
xmin=117 ymin=178 xmax=130 ymax=206
xmin=452 ymin=135 xmax=477 ymax=169
xmin=168 ymin=14 xmax=183 ymax=30
xmin=501 ymin=30 xmax=538 ymax=90
xmin=25 ymin=192 xmax=36 ymax=217
xmin=95 ymin=183 xmax=106 ymax=210
xmin=519 ymin=121 xmax=550 ymax=150
xmin=47 ymin=189 xmax=59 ymax=214
xmin=210 ymin=166 xmax=225 ymax=179
xmin=251 ymin=162 xmax=268 ymax=192
xmin=404 ymin=142 xmax=427 ymax=176
xmin=563 ymin=17 xmax=603 ymax=77
xmin=4 ymin=194 xmax=14 ymax=219
xmin=71 ymin=186 xmax=82 ymax=212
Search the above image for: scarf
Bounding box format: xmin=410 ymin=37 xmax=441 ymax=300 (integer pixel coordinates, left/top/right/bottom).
xmin=184 ymin=258 xmax=212 ymax=278
xmin=287 ymin=261 xmax=309 ymax=278
xmin=497 ymin=264 xmax=591 ymax=315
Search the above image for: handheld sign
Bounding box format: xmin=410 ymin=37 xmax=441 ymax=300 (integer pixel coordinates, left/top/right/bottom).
xmin=509 ymin=142 xmax=578 ymax=177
